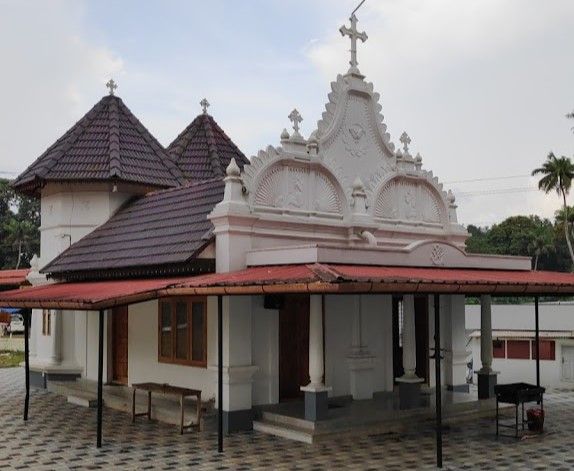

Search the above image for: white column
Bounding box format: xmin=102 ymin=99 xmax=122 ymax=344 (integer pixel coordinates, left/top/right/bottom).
xmin=29 ymin=310 xmax=38 ymax=359
xmin=308 ymin=295 xmax=325 ymax=388
xmin=48 ymin=310 xmax=62 ymax=365
xmin=479 ymin=295 xmax=493 ymax=373
xmin=400 ymin=295 xmax=419 ymax=380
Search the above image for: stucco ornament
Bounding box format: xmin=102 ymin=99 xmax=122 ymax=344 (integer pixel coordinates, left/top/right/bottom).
xmin=430 ymin=244 xmax=446 ymax=266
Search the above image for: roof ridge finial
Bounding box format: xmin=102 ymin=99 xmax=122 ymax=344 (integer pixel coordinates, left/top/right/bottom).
xmin=200 ymin=98 xmax=210 ymax=114
xmin=106 ymin=79 xmax=118 ymax=96
xmin=339 ymin=0 xmax=368 ymax=74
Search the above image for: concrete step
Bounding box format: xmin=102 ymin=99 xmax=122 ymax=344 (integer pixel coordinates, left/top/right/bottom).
xmin=253 ymin=420 xmax=314 ymax=444
xmin=260 ymin=411 xmax=316 ymax=431
xmin=67 ymin=394 xmax=98 ymax=408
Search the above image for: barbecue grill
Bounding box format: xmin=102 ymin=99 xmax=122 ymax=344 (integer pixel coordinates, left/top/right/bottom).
xmin=495 ymin=383 xmax=545 ymax=438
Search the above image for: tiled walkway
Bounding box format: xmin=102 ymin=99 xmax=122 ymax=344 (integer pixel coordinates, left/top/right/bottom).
xmin=1 ymin=368 xmax=574 ymax=470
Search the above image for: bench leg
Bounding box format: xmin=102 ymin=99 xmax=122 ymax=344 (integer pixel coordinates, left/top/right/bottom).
xmin=132 ymin=389 xmax=136 ymax=423
xmin=180 ymin=395 xmax=184 ymax=435
xmin=147 ymin=391 xmax=152 ymax=420
xmin=197 ymin=393 xmax=201 ymax=432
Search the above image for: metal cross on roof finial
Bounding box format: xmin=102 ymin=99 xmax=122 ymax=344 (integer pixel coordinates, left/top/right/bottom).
xmin=288 ymin=109 xmax=303 ymax=134
xmin=200 ymin=98 xmax=210 ymax=114
xmin=339 ymin=0 xmax=368 ymax=72
xmin=106 ymin=79 xmax=118 ymax=96
xmin=399 ymin=131 xmax=411 ymax=153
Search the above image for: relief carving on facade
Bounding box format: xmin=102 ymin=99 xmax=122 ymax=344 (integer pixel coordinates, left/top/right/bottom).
xmin=374 ymin=177 xmax=445 ymax=224
xmin=430 ymin=244 xmax=446 ymax=266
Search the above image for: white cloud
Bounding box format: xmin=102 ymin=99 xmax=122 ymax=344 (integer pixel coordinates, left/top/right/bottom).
xmin=0 ymin=0 xmax=123 ymax=175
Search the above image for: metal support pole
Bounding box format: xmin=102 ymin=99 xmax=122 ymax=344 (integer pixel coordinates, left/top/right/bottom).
xmin=23 ymin=310 xmax=30 ymax=421
xmin=97 ymin=309 xmax=104 ymax=448
xmin=217 ymin=295 xmax=223 ymax=453
xmin=534 ymin=296 xmax=540 ymax=388
xmin=434 ymin=294 xmax=443 ymax=469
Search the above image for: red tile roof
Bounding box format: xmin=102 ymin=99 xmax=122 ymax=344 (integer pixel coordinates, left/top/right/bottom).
xmin=0 ymin=269 xmax=30 ymax=287
xmin=13 ymin=95 xmax=186 ymax=195
xmin=167 ymin=113 xmax=250 ymax=181
xmin=3 ymin=264 xmax=574 ymax=310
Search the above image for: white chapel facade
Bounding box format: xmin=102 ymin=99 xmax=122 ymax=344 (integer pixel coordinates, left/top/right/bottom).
xmin=15 ymin=14 xmax=531 ymax=433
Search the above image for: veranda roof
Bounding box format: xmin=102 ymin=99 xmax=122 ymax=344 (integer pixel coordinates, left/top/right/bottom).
xmin=3 ymin=264 xmax=574 ymax=310
xmin=0 ymin=269 xmax=30 ymax=288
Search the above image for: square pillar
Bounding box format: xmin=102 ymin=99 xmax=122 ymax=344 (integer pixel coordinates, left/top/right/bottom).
xmin=442 ymin=295 xmax=470 ymax=392
xmin=213 ymin=296 xmax=258 ymax=433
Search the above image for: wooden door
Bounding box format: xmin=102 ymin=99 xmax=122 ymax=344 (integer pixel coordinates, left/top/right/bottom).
xmin=414 ymin=296 xmax=429 ymax=384
xmin=279 ymin=295 xmax=310 ymax=401
xmin=112 ymin=306 xmax=128 ymax=384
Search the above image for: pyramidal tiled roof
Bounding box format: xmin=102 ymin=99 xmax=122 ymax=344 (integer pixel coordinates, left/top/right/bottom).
xmin=167 ymin=112 xmax=250 ymax=181
xmin=13 ymin=94 xmax=186 ymax=195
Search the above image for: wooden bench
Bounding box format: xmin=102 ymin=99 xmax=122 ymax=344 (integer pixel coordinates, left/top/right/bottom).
xmin=132 ymin=382 xmax=202 ymax=434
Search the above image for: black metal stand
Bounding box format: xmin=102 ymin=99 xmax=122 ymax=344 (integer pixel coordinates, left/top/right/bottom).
xmin=23 ymin=309 xmax=30 ymax=421
xmin=495 ymin=383 xmax=544 ymax=439
xmin=97 ymin=309 xmax=104 ymax=448
xmin=218 ymin=295 xmax=223 ymax=453
xmin=433 ymin=294 xmax=443 ymax=469
xmin=534 ymin=297 xmax=540 ymax=388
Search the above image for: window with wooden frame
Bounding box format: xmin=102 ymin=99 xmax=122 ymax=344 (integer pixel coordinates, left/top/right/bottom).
xmin=506 ymin=340 xmax=530 ymax=359
xmin=158 ymin=298 xmax=207 ymax=367
xmin=42 ymin=310 xmax=51 ymax=336
xmin=493 ymin=339 xmax=505 ymax=358
xmin=531 ymin=340 xmax=555 ymax=361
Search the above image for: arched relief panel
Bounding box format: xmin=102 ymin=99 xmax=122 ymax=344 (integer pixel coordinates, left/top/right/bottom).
xmin=250 ymin=160 xmax=347 ymax=218
xmin=373 ymin=175 xmax=448 ymax=226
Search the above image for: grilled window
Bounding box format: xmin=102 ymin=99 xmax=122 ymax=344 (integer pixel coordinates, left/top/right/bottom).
xmin=158 ymin=298 xmax=207 ymax=367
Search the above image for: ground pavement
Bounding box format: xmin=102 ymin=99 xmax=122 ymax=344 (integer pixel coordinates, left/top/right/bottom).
xmin=1 ymin=368 xmax=574 ymax=470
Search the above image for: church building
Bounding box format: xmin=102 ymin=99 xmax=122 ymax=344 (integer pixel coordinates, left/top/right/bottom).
xmin=5 ymin=14 xmax=547 ymax=442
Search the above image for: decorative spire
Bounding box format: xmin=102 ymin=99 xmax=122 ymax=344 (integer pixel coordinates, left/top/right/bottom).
xmin=200 ymin=98 xmax=210 ymax=114
xmin=288 ymin=108 xmax=303 ymax=135
xmin=106 ymin=79 xmax=118 ymax=96
xmin=339 ymin=9 xmax=368 ymax=73
xmin=399 ymin=131 xmax=411 ymax=154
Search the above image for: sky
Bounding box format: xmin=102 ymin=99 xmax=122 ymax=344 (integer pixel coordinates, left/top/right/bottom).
xmin=0 ymin=0 xmax=573 ymax=227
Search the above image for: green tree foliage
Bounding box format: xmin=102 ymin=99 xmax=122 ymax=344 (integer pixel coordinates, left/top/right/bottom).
xmin=466 ymin=215 xmax=570 ymax=272
xmin=0 ymin=178 xmax=40 ymax=269
xmin=532 ymin=152 xmax=574 ymax=263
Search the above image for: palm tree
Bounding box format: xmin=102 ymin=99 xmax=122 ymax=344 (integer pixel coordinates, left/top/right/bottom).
xmin=532 ymin=153 xmax=574 ymax=264
xmin=528 ymin=236 xmax=554 ymax=270
xmin=3 ymin=218 xmax=35 ymax=269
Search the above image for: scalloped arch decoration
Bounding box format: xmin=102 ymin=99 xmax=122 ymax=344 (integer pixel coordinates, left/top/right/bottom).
xmin=251 ymin=162 xmax=345 ymax=216
xmin=374 ymin=177 xmax=446 ymax=224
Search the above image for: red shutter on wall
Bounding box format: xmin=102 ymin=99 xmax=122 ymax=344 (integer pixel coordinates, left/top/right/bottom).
xmin=532 ymin=340 xmax=556 ymax=361
xmin=506 ymin=340 xmax=530 ymax=359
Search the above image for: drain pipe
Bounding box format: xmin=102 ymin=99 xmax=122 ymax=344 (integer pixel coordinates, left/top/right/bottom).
xmin=358 ymin=230 xmax=377 ymax=246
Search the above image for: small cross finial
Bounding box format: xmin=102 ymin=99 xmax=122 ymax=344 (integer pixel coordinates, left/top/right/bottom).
xmin=106 ymin=79 xmax=117 ymax=96
xmin=399 ymin=132 xmax=411 ymax=153
xmin=200 ymin=98 xmax=210 ymax=114
xmin=288 ymin=109 xmax=303 ymax=134
xmin=339 ymin=12 xmax=368 ymax=72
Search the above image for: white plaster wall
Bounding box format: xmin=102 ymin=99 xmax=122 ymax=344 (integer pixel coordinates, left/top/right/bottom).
xmin=39 ymin=184 xmax=130 ymax=268
xmin=470 ymin=337 xmax=574 ymax=387
xmin=251 ymin=296 xmax=279 ymax=406
xmin=325 ymin=294 xmax=394 ymax=397
xmin=127 ymin=299 xmax=217 ymax=399
xmin=84 ymin=310 xmax=110 ymax=382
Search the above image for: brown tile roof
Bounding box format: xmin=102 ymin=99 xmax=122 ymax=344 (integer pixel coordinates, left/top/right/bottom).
xmin=0 ymin=269 xmax=30 ymax=288
xmin=167 ymin=113 xmax=250 ymax=181
xmin=41 ymin=179 xmax=224 ymax=278
xmin=13 ymin=95 xmax=186 ymax=195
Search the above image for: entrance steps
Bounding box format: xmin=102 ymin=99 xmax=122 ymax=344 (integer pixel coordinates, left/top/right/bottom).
xmin=253 ymin=395 xmax=503 ymax=444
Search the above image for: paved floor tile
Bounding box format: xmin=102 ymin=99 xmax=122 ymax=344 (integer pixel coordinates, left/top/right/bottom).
xmin=1 ymin=368 xmax=574 ymax=469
